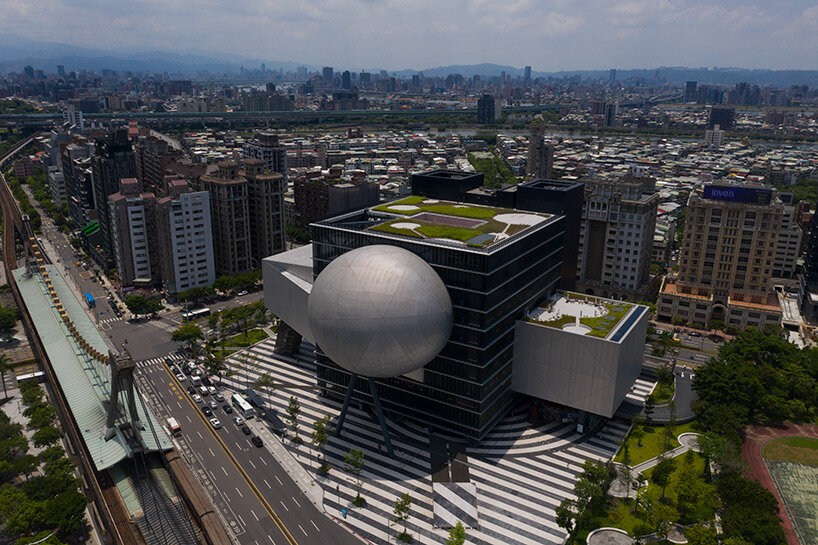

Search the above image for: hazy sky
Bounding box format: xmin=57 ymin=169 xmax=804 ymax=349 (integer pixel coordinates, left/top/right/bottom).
xmin=2 ymin=0 xmax=818 ymax=71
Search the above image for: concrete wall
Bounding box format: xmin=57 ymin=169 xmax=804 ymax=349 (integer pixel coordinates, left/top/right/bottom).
xmin=262 ymin=247 xmax=314 ymax=342
xmin=511 ymin=308 xmax=647 ymax=418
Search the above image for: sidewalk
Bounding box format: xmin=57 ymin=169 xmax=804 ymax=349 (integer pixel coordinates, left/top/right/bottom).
xmin=609 ymin=432 xmax=700 ymax=499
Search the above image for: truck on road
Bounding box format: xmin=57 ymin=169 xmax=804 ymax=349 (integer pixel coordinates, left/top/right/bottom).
xmin=84 ymin=292 xmax=95 ymax=309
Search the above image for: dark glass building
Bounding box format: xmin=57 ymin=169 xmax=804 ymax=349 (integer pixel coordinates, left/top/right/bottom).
xmin=310 ymin=201 xmax=565 ymax=439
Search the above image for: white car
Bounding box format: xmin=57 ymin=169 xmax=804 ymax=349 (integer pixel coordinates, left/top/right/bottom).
xmin=176 ymin=373 xmax=186 ymax=382
xmin=209 ymin=418 xmax=222 ymax=430
xmin=207 ymin=386 xmax=217 ymax=396
xmin=233 ymin=416 xmax=244 ymax=426
xmin=192 ymin=394 xmax=203 ymax=403
xmin=237 ymin=290 xmax=248 ymax=296
xmin=199 ymin=386 xmax=209 ymax=396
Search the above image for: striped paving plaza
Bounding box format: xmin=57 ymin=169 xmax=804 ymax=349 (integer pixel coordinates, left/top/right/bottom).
xmin=213 ymin=339 xmax=648 ymax=545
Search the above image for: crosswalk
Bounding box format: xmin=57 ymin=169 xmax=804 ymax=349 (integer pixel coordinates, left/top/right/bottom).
xmin=216 ymin=339 xmax=634 ymax=545
xmin=137 ymin=352 xmax=186 ymax=368
xmin=98 ymin=316 xmax=124 ymax=325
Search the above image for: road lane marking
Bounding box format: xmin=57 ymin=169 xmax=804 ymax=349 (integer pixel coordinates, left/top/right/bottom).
xmin=197 ymin=431 xmax=203 ymax=439
xmin=310 ymin=521 xmax=319 ymax=532
xmin=280 ymin=501 xmax=289 ymax=512
xmin=248 ymin=459 xmax=256 ymax=469
xmin=162 ymin=362 xmax=300 ymax=545
xmin=236 ymin=487 xmax=244 ymax=498
xmin=221 ymin=466 xmax=228 ymax=476
xmin=252 ymin=509 xmax=259 ymax=521
xmin=238 ymin=515 xmax=246 ymax=527
xmin=264 ymin=479 xmax=272 ymax=489
xmin=259 ymin=456 xmax=267 ymax=466
xmin=298 ymin=525 xmax=307 ymax=537
xmin=292 ymin=497 xmax=300 ymax=508
xmin=209 ymin=447 xmax=216 ymax=457
xmin=268 ymin=537 xmax=276 ymax=544
xmin=275 ymin=476 xmax=283 ymax=486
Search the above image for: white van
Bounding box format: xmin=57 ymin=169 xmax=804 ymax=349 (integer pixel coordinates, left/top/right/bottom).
xmin=190 ymin=375 xmax=202 ymax=387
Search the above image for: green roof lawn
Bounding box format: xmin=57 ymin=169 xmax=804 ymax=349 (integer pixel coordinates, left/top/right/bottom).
xmin=528 ymin=293 xmax=634 ymax=339
xmin=372 ymin=196 xmax=512 ymax=220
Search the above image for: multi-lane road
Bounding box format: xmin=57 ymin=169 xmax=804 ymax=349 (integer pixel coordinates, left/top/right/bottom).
xmin=136 ymin=359 xmax=363 ymax=545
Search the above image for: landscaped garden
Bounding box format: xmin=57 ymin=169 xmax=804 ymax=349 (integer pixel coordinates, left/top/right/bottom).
xmin=369 ymin=197 xmax=547 ymax=247
xmin=215 ymin=328 xmax=269 ymax=348
xmin=614 ymin=420 xmax=700 ymax=466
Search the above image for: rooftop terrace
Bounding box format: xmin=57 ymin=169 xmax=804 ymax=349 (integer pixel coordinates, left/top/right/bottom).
xmin=527 ymin=291 xmax=636 ymax=340
xmin=368 ymin=196 xmax=551 ymax=248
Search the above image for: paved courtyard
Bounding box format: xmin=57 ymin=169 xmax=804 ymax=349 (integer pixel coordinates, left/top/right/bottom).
xmin=216 ymin=338 xmax=655 ymax=545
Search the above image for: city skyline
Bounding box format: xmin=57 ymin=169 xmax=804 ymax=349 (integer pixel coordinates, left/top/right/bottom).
xmin=1 ymin=0 xmax=818 ymax=71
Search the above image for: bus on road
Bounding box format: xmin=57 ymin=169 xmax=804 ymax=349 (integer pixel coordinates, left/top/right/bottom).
xmin=182 ymin=308 xmax=210 ymax=321
xmin=231 ymin=393 xmax=255 ymax=419
xmin=166 ymin=417 xmax=181 ymax=437
xmin=84 ymin=292 xmax=95 ymax=309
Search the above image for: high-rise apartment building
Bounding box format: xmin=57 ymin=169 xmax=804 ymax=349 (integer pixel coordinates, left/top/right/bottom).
xmin=799 ymin=212 xmax=818 ymax=323
xmin=526 ymin=125 xmax=553 ymax=180
xmin=773 ymin=194 xmax=803 ymax=279
xmin=293 ymin=167 xmax=380 ymax=228
xmin=242 ymin=132 xmax=288 ymax=177
xmin=704 ymin=125 xmax=725 ymax=148
xmin=109 ymin=177 xmax=214 ymax=292
xmin=60 ymin=136 xmax=93 ymax=227
xmin=524 ymin=66 xmax=532 ymax=84
xmin=658 ymin=184 xmax=783 ymax=330
xmin=684 ymin=81 xmax=697 ymax=103
xmin=200 ymin=161 xmax=253 ymax=276
xmin=243 ymin=159 xmax=286 ymax=265
xmin=322 ymin=67 xmax=334 ymax=84
xmin=708 ymin=106 xmax=735 ymax=130
xmin=603 ymin=103 xmax=617 ymax=127
xmin=155 ymin=178 xmax=216 ymax=294
xmin=91 ymin=128 xmax=137 ymax=269
xmin=109 ymin=178 xmax=157 ymax=286
xmin=134 ymin=133 xmax=182 ymax=194
xmin=476 ymin=94 xmax=495 ymax=124
xmin=576 ymin=175 xmax=658 ymax=300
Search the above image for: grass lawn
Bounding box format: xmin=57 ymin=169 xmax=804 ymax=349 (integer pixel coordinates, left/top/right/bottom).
xmin=614 ymin=421 xmax=700 ymax=465
xmin=580 ymin=302 xmax=632 ymax=338
xmin=216 ymin=329 xmax=269 ymax=348
xmin=653 ymin=382 xmax=675 ymax=404
xmin=532 ymin=314 xmax=576 ymax=329
xmin=764 ymin=436 xmax=818 ymax=465
xmin=575 ymin=498 xmax=643 ymax=542
xmin=640 ymin=452 xmax=709 ymax=503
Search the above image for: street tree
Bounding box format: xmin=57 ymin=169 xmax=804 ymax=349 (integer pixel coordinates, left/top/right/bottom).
xmin=124 ymin=295 xmax=148 ymax=318
xmin=253 ymin=373 xmax=276 ymax=404
xmin=172 ymin=324 xmax=203 ymax=356
xmin=286 ymin=396 xmax=301 ymax=442
xmin=311 ymin=416 xmax=332 ymax=473
xmin=344 ymin=448 xmax=365 ymax=507
xmin=392 ymin=493 xmax=412 ymax=542
xmin=0 ymin=304 xmax=16 ymax=341
xmin=651 ymin=456 xmax=676 ymax=500
xmin=445 ymin=521 xmax=466 ymax=545
xmin=32 ymin=426 xmax=62 ymax=448
xmin=643 ymin=394 xmax=655 ymax=427
xmin=555 ymin=498 xmax=577 ymax=539
xmin=0 ymin=354 xmax=11 ymax=398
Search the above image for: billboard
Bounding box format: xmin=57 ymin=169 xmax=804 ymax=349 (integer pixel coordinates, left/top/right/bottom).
xmin=703 ymin=185 xmax=772 ymax=205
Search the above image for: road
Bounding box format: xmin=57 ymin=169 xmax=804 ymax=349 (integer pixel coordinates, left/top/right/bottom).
xmin=136 ymin=360 xmax=362 ymax=545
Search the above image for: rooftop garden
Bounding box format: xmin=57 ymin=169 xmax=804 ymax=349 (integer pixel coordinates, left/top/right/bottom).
xmin=369 ymin=197 xmax=548 ymax=247
xmin=528 ymin=292 xmax=634 ymax=339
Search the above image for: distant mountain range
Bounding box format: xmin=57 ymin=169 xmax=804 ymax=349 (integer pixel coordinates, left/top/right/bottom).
xmin=2 ymin=36 xmax=818 ymax=87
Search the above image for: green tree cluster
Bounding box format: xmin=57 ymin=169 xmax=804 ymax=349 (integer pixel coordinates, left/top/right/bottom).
xmin=124 ymin=295 xmax=161 ymax=318
xmin=214 ymin=270 xmax=262 ymax=293
xmin=467 ymin=152 xmax=518 ymax=188
xmin=555 ymin=460 xmax=615 ymax=539
xmin=691 ymin=328 xmax=804 ymax=545
xmin=0 ymin=302 xmax=17 ymax=341
xmin=0 ymin=382 xmax=87 ymax=542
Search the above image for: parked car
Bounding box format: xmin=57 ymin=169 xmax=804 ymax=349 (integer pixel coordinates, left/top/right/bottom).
xmin=192 ymin=394 xmax=202 ymax=403
xmin=175 ymin=373 xmax=186 ymax=382
xmin=237 ymin=290 xmax=248 ymax=296
xmin=209 ymin=418 xmax=222 ymax=430
xmin=186 ymin=386 xmax=196 ymax=395
xmin=202 ymin=406 xmax=212 ymax=416
xmin=251 ymin=436 xmax=263 ymax=448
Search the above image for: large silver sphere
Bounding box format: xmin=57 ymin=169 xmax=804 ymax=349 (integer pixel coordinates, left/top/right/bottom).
xmin=307 ymin=245 xmax=453 ymax=378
